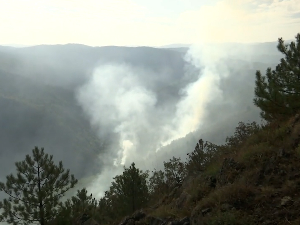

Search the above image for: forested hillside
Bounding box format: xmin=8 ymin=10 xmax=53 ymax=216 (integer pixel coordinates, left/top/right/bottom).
xmin=50 ymin=33 xmax=300 ymax=225
xmin=0 ymin=36 xmax=294 ymax=225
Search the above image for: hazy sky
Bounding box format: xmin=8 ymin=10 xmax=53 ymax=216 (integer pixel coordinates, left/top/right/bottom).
xmin=0 ymin=0 xmax=299 ymax=46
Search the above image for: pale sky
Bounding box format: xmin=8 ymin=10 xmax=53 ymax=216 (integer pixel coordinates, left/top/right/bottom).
xmin=0 ymin=0 xmax=299 ymax=46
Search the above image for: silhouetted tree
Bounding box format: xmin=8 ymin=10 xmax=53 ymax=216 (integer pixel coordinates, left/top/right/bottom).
xmin=148 ymin=169 xmax=168 ymax=204
xmin=54 ymin=188 xmax=98 ymax=225
xmin=96 ymin=190 xmax=118 ymax=224
xmin=0 ymin=147 xmax=78 ymax=225
xmin=108 ymin=163 xmax=149 ymax=217
xmin=148 ymin=169 xmax=167 ymax=194
xmin=163 ymin=157 xmax=187 ymax=188
xmin=185 ymin=139 xmax=218 ymax=174
xmin=254 ymin=33 xmax=300 ymax=121
xmin=225 ymin=121 xmax=260 ymax=148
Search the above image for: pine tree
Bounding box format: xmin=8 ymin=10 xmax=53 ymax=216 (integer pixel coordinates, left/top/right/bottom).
xmin=225 ymin=122 xmax=260 ymax=149
xmin=148 ymin=157 xmax=187 ymax=205
xmin=163 ymin=157 xmax=187 ymax=188
xmin=70 ymin=188 xmax=97 ymax=219
xmin=185 ymin=139 xmax=218 ymax=174
xmin=54 ymin=188 xmax=98 ymax=225
xmin=109 ymin=162 xmax=149 ymax=216
xmin=148 ymin=169 xmax=167 ymax=196
xmin=254 ymin=33 xmax=300 ymax=122
xmin=0 ymin=146 xmax=78 ymax=225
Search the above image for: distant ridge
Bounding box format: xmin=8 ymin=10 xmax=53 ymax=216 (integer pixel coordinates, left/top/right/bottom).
xmin=159 ymin=44 xmax=191 ymax=48
xmin=1 ymin=39 xmax=294 ymax=49
xmin=0 ymin=44 xmax=31 ymax=48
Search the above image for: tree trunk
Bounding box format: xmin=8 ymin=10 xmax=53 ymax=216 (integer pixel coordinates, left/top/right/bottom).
xmin=37 ymin=165 xmax=45 ymax=225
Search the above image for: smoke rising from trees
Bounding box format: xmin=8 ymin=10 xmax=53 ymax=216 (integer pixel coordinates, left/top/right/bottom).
xmin=76 ymin=43 xmax=281 ymax=198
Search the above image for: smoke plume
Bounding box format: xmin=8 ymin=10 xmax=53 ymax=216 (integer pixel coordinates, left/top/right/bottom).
xmin=75 ymin=41 xmax=277 ymax=198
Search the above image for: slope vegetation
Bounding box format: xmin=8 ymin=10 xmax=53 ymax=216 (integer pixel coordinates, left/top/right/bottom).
xmin=114 ymin=114 xmax=300 ymax=225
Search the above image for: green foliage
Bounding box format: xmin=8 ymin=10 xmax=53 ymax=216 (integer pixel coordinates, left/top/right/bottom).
xmin=96 ymin=195 xmax=114 ymax=225
xmin=148 ymin=157 xmax=187 ymax=205
xmin=54 ymin=188 xmax=98 ymax=225
xmin=50 ymin=200 xmax=73 ymax=225
xmin=0 ymin=147 xmax=78 ymax=225
xmin=163 ymin=157 xmax=187 ymax=188
xmin=225 ymin=122 xmax=260 ymax=148
xmin=71 ymin=188 xmax=98 ymax=217
xmin=204 ymin=162 xmax=222 ymax=177
xmin=185 ymin=139 xmax=219 ymax=174
xmin=254 ymin=33 xmax=300 ymax=121
xmin=148 ymin=169 xmax=167 ymax=196
xmin=99 ymin=162 xmax=149 ymax=221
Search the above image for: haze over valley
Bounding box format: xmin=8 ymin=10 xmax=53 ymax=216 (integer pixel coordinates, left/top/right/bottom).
xmin=0 ymin=1 xmax=299 ymax=224
xmin=0 ymin=41 xmax=282 ymax=198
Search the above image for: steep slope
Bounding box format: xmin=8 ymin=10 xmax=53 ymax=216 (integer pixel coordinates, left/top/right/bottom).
xmin=115 ymin=114 xmax=300 ymax=225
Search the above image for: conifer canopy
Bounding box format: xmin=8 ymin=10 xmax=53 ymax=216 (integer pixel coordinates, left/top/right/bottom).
xmin=254 ymin=33 xmax=300 ymax=122
xmin=0 ymin=147 xmax=78 ymax=225
xmin=107 ymin=162 xmax=149 ymax=217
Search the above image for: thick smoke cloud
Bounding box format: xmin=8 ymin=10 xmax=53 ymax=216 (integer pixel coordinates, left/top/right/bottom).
xmin=76 ymin=64 xmax=177 ymax=196
xmin=0 ymin=42 xmax=282 ymax=202
xmin=77 ymin=64 xmax=158 ymax=165
xmin=161 ymin=44 xmax=232 ymax=147
xmin=77 ymin=43 xmax=281 ymax=198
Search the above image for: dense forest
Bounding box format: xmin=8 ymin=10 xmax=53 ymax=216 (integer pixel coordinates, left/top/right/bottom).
xmin=1 ymin=33 xmax=300 ymax=225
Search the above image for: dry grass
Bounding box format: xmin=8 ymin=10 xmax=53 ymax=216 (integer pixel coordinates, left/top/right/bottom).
xmin=236 ymin=142 xmax=272 ymax=167
xmin=196 ymin=182 xmax=256 ymax=210
xmin=149 ymin=203 xmax=189 ymax=219
xmin=185 ymin=179 xmax=212 ymax=206
xmin=204 ymin=160 xmax=222 ymax=177
xmin=202 ymin=210 xmax=254 ymax=225
xmin=105 ymin=114 xmax=300 ymax=224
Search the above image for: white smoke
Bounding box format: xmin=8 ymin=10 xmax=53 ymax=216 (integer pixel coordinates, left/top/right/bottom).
xmin=159 ymin=44 xmax=231 ymax=147
xmin=76 ymin=64 xmax=158 ymax=165
xmin=76 ymin=43 xmax=262 ymax=198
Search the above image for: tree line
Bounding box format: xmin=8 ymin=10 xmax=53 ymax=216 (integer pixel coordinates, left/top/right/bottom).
xmin=0 ymin=32 xmax=299 ymax=225
xmin=0 ymin=121 xmax=269 ymax=225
